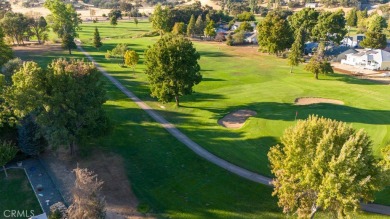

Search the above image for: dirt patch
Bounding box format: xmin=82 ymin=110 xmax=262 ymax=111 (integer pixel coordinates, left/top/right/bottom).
xmin=41 ymin=149 xmax=152 ymax=219
xmin=218 ymin=109 xmax=257 ymax=129
xmin=295 ymin=97 xmax=344 ymax=105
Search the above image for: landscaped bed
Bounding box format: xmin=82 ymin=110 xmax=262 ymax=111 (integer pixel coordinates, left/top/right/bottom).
xmin=0 ymin=169 xmax=42 ymax=218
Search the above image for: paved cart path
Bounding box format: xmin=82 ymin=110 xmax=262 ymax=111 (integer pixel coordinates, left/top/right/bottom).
xmin=76 ymin=43 xmax=390 ymax=216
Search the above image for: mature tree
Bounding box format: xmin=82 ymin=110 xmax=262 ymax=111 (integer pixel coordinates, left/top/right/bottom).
xmin=105 ymin=44 xmax=128 ymax=66
xmin=108 ymin=9 xmax=121 ymax=27
xmin=312 ymin=10 xmax=347 ymax=44
xmin=226 ymin=33 xmax=233 ymax=46
xmin=67 ymin=167 xmax=105 ymax=219
xmin=45 ymin=0 xmax=81 ymax=53
xmin=5 ymin=60 xmax=108 ymax=154
xmin=93 ymin=27 xmax=103 ymax=50
xmin=257 ymin=12 xmax=293 ymax=55
xmin=237 ymin=11 xmax=255 ymax=21
xmin=151 ymin=4 xmax=172 ymax=35
xmin=0 ymin=140 xmax=17 ymax=178
xmin=0 ymin=0 xmax=11 ymax=19
xmin=124 ymin=50 xmax=139 ymax=73
xmin=357 ymin=9 xmax=368 ymax=33
xmin=346 ymin=8 xmax=357 ymax=27
xmin=0 ymin=27 xmax=12 ymax=68
xmin=172 ymin=22 xmax=186 ymax=35
xmin=62 ymin=32 xmax=77 ymax=55
xmin=119 ymin=2 xmax=133 ymax=16
xmin=233 ymin=30 xmax=245 ymax=44
xmin=268 ymin=115 xmax=382 ymax=219
xmin=194 ymin=15 xmax=205 ymax=36
xmin=18 ymin=114 xmax=45 ymax=157
xmin=0 ymin=12 xmax=31 ymax=45
xmin=237 ymin=21 xmax=253 ymax=32
xmin=144 ymin=34 xmax=202 ymax=106
xmin=187 ymin=14 xmax=196 ymax=37
xmin=367 ymin=14 xmax=387 ymax=32
xmin=288 ymin=8 xmax=319 ymax=42
xmin=360 ymin=31 xmax=387 ymax=49
xmin=305 ymin=43 xmax=333 ymax=79
xmin=288 ymin=28 xmax=304 ymax=74
xmin=28 ymin=16 xmax=48 ymax=45
xmin=1 ymin=58 xmax=23 ymax=85
xmin=204 ymin=20 xmax=216 ymax=39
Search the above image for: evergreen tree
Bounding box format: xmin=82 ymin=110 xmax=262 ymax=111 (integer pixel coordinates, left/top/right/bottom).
xmin=151 ymin=4 xmax=172 ymax=35
xmin=204 ymin=20 xmax=216 ymax=39
xmin=172 ymin=22 xmax=186 ymax=35
xmin=187 ymin=14 xmax=195 ymax=37
xmin=62 ymin=32 xmax=77 ymax=55
xmin=93 ymin=27 xmax=103 ymax=50
xmin=0 ymin=140 xmax=18 ymax=178
xmin=304 ymin=42 xmax=333 ymax=79
xmin=360 ymin=31 xmax=387 ymax=49
xmin=134 ymin=17 xmax=138 ymax=26
xmin=288 ymin=28 xmax=304 ymax=73
xmin=194 ymin=15 xmax=205 ymax=36
xmin=346 ymin=8 xmax=357 ymax=27
xmin=18 ymin=114 xmax=45 ymax=157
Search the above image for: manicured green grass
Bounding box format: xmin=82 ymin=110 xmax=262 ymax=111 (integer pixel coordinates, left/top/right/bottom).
xmin=0 ymin=169 xmax=42 ymax=218
xmin=72 ymin=21 xmax=390 ymax=205
xmin=13 ymin=21 xmax=390 ymax=217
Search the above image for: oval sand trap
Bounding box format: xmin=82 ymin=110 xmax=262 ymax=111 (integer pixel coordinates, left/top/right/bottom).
xmin=218 ymin=109 xmax=257 ymax=129
xmin=295 ymin=97 xmax=344 ymax=105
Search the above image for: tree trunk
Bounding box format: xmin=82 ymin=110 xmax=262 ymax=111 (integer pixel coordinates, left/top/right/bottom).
xmin=309 ymin=206 xmax=318 ymax=219
xmin=315 ymin=72 xmax=319 ymax=80
xmin=3 ymin=165 xmax=8 ymax=178
xmin=175 ymin=95 xmax=180 ymax=107
xmin=70 ymin=141 xmax=75 ymax=156
xmin=290 ymin=66 xmax=293 ymax=74
xmin=69 ymin=48 xmax=72 ymax=55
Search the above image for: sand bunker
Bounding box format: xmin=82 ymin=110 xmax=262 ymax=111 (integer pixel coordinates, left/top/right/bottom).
xmin=218 ymin=109 xmax=257 ymax=129
xmin=295 ymin=97 xmax=344 ymax=105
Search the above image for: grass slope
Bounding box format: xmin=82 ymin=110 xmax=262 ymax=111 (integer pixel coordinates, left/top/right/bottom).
xmin=0 ymin=169 xmax=42 ymax=218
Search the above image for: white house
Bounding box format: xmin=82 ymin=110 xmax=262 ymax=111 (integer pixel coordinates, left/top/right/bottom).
xmin=305 ymin=3 xmax=318 ymax=8
xmin=341 ymin=34 xmax=365 ymax=48
xmin=341 ymin=49 xmax=390 ymax=70
xmin=244 ymin=32 xmax=258 ymax=44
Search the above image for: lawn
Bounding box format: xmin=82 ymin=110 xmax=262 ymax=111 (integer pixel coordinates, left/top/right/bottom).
xmin=11 ymin=20 xmax=390 ymax=217
xmin=0 ymin=169 xmax=42 ymax=219
xmin=74 ymin=21 xmax=390 ymax=205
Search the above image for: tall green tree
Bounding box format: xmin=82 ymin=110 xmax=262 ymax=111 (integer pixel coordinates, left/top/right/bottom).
xmin=288 ymin=27 xmax=304 ymax=73
xmin=367 ymin=14 xmax=387 ymax=32
xmin=5 ymin=60 xmax=108 ymax=154
xmin=45 ymin=0 xmax=81 ymax=53
xmin=360 ymin=31 xmax=387 ymax=49
xmin=194 ymin=15 xmax=205 ymax=35
xmin=187 ymin=14 xmax=196 ymax=37
xmin=151 ymin=4 xmax=172 ymax=35
xmin=257 ymin=12 xmax=293 ymax=55
xmin=0 ymin=27 xmax=13 ymax=68
xmin=144 ymin=34 xmax=202 ymax=106
xmin=0 ymin=140 xmax=18 ymax=178
xmin=312 ymin=10 xmax=347 ymax=44
xmin=18 ymin=114 xmax=45 ymax=157
xmin=62 ymin=32 xmax=77 ymax=55
xmin=346 ymin=8 xmax=357 ymax=27
xmin=0 ymin=12 xmax=31 ymax=45
xmin=304 ymin=43 xmax=333 ymax=79
xmin=28 ymin=16 xmax=48 ymax=45
xmin=268 ymin=115 xmax=382 ymax=219
xmin=110 ymin=16 xmax=118 ymax=27
xmin=288 ymin=8 xmax=319 ymax=42
xmin=108 ymin=9 xmax=122 ymax=27
xmin=204 ymin=20 xmax=216 ymax=39
xmin=93 ymin=27 xmax=103 ymax=50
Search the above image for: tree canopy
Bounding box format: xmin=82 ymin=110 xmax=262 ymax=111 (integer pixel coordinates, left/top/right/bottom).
xmin=93 ymin=27 xmax=103 ymax=50
xmin=268 ymin=115 xmax=383 ymax=218
xmin=0 ymin=140 xmax=17 ymax=178
xmin=0 ymin=26 xmax=13 ymax=67
xmin=4 ymin=59 xmax=108 ymax=153
xmin=151 ymin=4 xmax=172 ymax=35
xmin=144 ymin=34 xmax=202 ymax=106
xmin=257 ymin=12 xmax=293 ymax=55
xmin=312 ymin=10 xmax=347 ymax=44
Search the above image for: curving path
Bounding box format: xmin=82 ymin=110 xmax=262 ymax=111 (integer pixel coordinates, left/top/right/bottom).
xmin=76 ymin=43 xmax=390 ymax=216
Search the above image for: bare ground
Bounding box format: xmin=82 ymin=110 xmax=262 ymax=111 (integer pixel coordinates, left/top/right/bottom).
xmin=41 ymin=149 xmax=152 ymax=219
xmin=218 ymin=109 xmax=257 ymax=129
xmin=295 ymin=97 xmax=344 ymax=105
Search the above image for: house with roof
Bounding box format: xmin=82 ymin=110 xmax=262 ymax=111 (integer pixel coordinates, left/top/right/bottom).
xmin=341 ymin=49 xmax=390 ymax=70
xmin=341 ymin=34 xmax=365 ymax=48
xmin=305 ymin=3 xmax=318 ymax=8
xmin=304 ymin=42 xmax=318 ymax=54
xmin=244 ymin=32 xmax=258 ymax=44
xmin=230 ymin=22 xmax=256 ymax=31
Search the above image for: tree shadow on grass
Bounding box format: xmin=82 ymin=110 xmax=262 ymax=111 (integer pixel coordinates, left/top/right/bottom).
xmin=323 ymin=72 xmax=389 ymax=86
